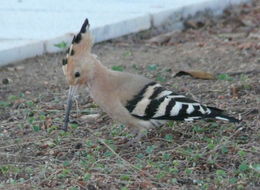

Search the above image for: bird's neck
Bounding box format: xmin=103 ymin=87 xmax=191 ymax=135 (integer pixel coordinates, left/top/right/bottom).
xmin=87 ymin=61 xmax=113 ymax=91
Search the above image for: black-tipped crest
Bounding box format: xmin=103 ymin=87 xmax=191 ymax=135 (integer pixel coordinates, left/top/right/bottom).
xmin=72 ymin=18 xmax=90 ymax=44
xmin=80 ymin=18 xmax=89 ymax=33
xmin=62 ymin=18 xmax=91 ymax=74
xmin=73 ymin=33 xmax=82 ymax=44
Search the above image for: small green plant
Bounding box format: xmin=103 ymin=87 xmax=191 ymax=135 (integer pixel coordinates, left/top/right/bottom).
xmin=69 ymin=187 xmax=79 ymax=190
xmin=0 ymin=101 xmax=10 ymax=108
xmin=166 ymin=121 xmax=174 ymax=127
xmin=39 ymin=114 xmax=46 ymax=121
xmin=156 ymin=172 xmax=166 ymax=179
xmin=112 ymin=65 xmax=124 ymax=72
xmin=193 ymin=125 xmax=204 ymax=133
xmin=217 ymin=73 xmax=233 ymax=81
xmin=156 ymin=75 xmax=166 ymax=82
xmin=122 ymin=51 xmax=132 ymax=57
xmin=104 ymin=151 xmax=113 ymax=157
xmin=172 ymin=160 xmax=180 ymax=167
xmin=26 ymin=101 xmax=34 ymax=107
xmin=239 ymin=74 xmax=249 ymax=82
xmin=8 ymin=95 xmax=19 ymax=102
xmin=239 ymin=74 xmax=252 ymax=90
xmin=59 ymin=130 xmax=70 ymax=137
xmin=207 ymin=142 xmax=215 ymax=150
xmin=185 ymin=168 xmax=193 ymax=175
xmin=136 ymin=153 xmax=145 ymax=159
xmin=58 ymin=168 xmax=71 ymax=178
xmin=171 ymin=178 xmax=178 ymax=184
xmin=251 ymin=164 xmax=260 ymax=172
xmin=32 ymin=125 xmax=41 ymax=132
xmin=147 ymin=64 xmax=157 ymax=71
xmin=162 ymin=153 xmax=171 ymax=160
xmin=132 ymin=64 xmax=138 ymax=70
xmin=120 ymin=175 xmax=130 ymax=181
xmin=164 ymin=134 xmax=173 ymax=142
xmin=216 ymin=169 xmax=226 ymax=177
xmin=83 ymin=173 xmax=91 ymax=181
xmin=63 ymin=161 xmax=71 ymax=167
xmin=85 ymin=140 xmax=95 ymax=147
xmin=54 ymin=41 xmax=68 ymax=49
xmin=47 ymin=125 xmax=58 ymax=133
xmin=229 ymin=177 xmax=238 ymax=184
xmin=145 ymin=145 xmax=156 ymax=154
xmin=221 ymin=146 xmax=229 ymax=154
xmin=0 ymin=165 xmax=20 ymax=176
xmin=238 ymin=163 xmax=249 ymax=172
xmin=70 ymin=123 xmax=79 ymax=129
xmin=110 ymin=124 xmax=125 ymax=136
xmin=169 ymin=167 xmax=179 ymax=174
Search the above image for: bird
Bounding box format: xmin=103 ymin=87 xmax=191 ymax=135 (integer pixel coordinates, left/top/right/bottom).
xmin=62 ymin=18 xmax=240 ymax=144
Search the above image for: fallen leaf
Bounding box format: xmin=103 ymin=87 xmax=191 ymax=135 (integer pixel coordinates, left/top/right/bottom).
xmin=248 ymin=32 xmax=260 ymax=39
xmin=140 ymin=180 xmax=155 ymax=189
xmin=80 ymin=114 xmax=100 ymax=122
xmin=77 ymin=180 xmax=87 ymax=187
xmin=42 ymin=117 xmax=52 ymax=130
xmin=15 ymin=66 xmax=25 ymax=71
xmin=174 ymin=70 xmax=215 ymax=80
xmin=7 ymin=67 xmax=15 ymax=72
xmin=241 ymin=17 xmax=255 ymax=27
xmin=197 ymin=42 xmax=205 ymax=47
xmin=218 ymin=95 xmax=225 ymax=99
xmin=237 ymin=42 xmax=255 ymax=50
xmin=184 ymin=19 xmax=205 ymax=29
xmin=230 ymin=86 xmax=239 ymax=98
xmin=39 ymin=144 xmax=49 ymax=149
xmin=146 ymin=31 xmax=176 ymax=46
xmin=36 ymin=151 xmax=46 ymax=156
xmin=41 ymin=140 xmax=55 ymax=148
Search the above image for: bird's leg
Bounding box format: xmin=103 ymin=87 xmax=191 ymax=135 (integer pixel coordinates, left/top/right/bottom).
xmin=125 ymin=127 xmax=148 ymax=146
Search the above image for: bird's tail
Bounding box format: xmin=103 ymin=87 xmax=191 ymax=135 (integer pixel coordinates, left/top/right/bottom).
xmin=206 ymin=106 xmax=240 ymax=123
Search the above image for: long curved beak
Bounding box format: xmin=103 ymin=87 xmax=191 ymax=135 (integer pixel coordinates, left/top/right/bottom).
xmin=62 ymin=85 xmax=78 ymax=131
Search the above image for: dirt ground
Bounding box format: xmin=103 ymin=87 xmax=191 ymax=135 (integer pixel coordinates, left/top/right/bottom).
xmin=0 ymin=1 xmax=259 ymax=190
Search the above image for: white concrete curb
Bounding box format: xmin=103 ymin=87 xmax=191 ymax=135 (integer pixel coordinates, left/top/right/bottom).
xmin=0 ymin=0 xmax=249 ymax=67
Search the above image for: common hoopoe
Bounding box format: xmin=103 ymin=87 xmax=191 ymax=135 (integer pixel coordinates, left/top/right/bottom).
xmin=62 ymin=18 xmax=240 ymax=143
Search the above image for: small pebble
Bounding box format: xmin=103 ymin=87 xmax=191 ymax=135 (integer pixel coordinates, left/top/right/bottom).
xmin=74 ymin=143 xmax=83 ymax=149
xmin=2 ymin=78 xmax=9 ymax=84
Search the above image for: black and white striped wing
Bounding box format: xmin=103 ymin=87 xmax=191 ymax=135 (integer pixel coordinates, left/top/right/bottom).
xmin=125 ymin=82 xmax=239 ymax=123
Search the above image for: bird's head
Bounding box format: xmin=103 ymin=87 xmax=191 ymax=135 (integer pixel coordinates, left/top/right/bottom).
xmin=62 ymin=18 xmax=96 ymax=131
xmin=62 ymin=18 xmax=96 ymax=87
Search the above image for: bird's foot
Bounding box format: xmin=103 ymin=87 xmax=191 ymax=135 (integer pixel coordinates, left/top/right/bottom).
xmin=119 ymin=129 xmax=147 ymax=147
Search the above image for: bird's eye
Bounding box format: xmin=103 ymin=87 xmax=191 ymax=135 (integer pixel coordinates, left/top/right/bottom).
xmin=74 ymin=72 xmax=80 ymax=78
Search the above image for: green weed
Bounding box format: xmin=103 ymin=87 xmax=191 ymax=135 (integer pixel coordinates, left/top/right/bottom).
xmin=217 ymin=73 xmax=233 ymax=81
xmin=54 ymin=41 xmax=68 ymax=49
xmin=112 ymin=65 xmax=124 ymax=71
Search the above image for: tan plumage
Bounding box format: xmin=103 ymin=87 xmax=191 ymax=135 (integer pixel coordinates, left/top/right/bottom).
xmin=62 ymin=19 xmax=239 ymax=143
